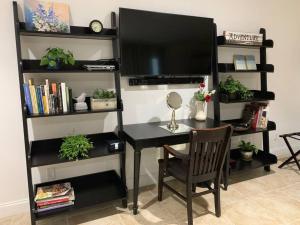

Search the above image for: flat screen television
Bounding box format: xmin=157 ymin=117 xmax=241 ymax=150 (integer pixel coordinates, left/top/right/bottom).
xmin=119 ymin=8 xmax=214 ymax=77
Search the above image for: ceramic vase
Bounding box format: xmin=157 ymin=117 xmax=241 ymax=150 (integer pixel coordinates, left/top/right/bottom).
xmin=195 ymin=101 xmax=207 ymax=121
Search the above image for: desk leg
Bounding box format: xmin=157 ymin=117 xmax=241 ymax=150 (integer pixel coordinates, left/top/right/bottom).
xmin=133 ymin=148 xmax=141 ymax=215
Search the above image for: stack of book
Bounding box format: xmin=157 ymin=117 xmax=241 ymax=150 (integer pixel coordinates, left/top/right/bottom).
xmin=35 ymin=182 xmax=75 ymax=213
xmin=23 ymin=79 xmax=73 ymax=116
xmin=249 ymin=102 xmax=269 ymax=129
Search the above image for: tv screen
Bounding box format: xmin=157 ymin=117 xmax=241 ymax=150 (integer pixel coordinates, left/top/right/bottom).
xmin=119 ymin=8 xmax=214 ymax=77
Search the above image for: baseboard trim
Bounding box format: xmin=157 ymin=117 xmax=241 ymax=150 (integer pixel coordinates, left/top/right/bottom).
xmin=0 ymin=198 xmax=29 ymax=218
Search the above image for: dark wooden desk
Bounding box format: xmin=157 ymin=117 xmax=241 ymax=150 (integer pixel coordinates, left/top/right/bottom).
xmin=123 ymin=118 xmax=223 ymax=215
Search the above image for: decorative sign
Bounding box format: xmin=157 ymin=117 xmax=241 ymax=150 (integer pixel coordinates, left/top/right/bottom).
xmin=224 ymin=31 xmax=263 ymax=46
xmin=24 ymin=0 xmax=70 ymax=33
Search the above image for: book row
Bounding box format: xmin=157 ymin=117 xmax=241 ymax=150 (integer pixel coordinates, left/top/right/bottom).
xmin=23 ymin=79 xmax=73 ymax=116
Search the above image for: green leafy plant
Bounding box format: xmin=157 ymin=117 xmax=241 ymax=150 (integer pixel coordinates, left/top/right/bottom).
xmin=219 ymin=76 xmax=253 ymax=100
xmin=238 ymin=140 xmax=258 ymax=154
xmin=40 ymin=47 xmax=75 ymax=69
xmin=93 ymin=89 xmax=116 ymax=99
xmin=59 ymin=135 xmax=93 ymax=160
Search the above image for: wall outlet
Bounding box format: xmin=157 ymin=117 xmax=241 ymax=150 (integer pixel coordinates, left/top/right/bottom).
xmin=47 ymin=168 xmax=56 ymax=180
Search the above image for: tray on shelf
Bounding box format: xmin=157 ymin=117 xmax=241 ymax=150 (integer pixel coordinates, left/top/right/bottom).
xmin=22 ymin=59 xmax=118 ymax=73
xmin=218 ymin=63 xmax=274 ymax=73
xmin=222 ymin=119 xmax=276 ymax=136
xmin=220 ymin=90 xmax=275 ymax=103
xmin=19 ymin=22 xmax=117 ymax=40
xmin=230 ymin=148 xmax=277 ymax=172
xmin=34 ymin=170 xmax=127 ymax=219
xmin=30 ymin=132 xmax=124 ymax=167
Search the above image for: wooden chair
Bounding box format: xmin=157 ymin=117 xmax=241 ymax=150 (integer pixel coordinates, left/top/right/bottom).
xmin=158 ymin=125 xmax=233 ymax=225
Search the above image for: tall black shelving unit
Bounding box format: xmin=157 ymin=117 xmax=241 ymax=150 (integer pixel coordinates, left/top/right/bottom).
xmin=213 ymin=28 xmax=278 ymax=176
xmin=13 ymin=2 xmax=127 ymax=225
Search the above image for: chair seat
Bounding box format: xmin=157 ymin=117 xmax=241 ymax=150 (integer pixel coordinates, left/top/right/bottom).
xmin=159 ymin=158 xmax=188 ymax=182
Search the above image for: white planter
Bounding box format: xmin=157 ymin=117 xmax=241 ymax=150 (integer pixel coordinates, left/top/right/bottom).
xmin=240 ymin=150 xmax=254 ymax=161
xmin=195 ymin=101 xmax=207 ymax=121
xmin=91 ymin=98 xmax=117 ymax=110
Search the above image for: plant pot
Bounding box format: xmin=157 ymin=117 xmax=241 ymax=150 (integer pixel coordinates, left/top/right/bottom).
xmin=195 ymin=101 xmax=207 ymax=121
xmin=47 ymin=59 xmax=61 ymax=70
xmin=240 ymin=150 xmax=253 ymax=161
xmin=91 ymin=98 xmax=117 ymax=111
xmin=228 ymin=92 xmax=238 ymax=100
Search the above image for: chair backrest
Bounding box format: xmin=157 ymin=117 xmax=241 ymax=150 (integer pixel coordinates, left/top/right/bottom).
xmin=188 ymin=125 xmax=233 ymax=182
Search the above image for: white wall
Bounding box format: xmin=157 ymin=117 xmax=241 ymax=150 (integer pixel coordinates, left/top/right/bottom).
xmin=1 ymin=0 xmax=300 ymax=217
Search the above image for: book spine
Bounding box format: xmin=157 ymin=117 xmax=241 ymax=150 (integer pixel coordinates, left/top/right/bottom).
xmin=37 ymin=86 xmax=44 ymax=115
xmin=61 ymin=83 xmax=68 ymax=113
xmin=57 ymin=83 xmax=63 ymax=113
xmin=41 ymin=86 xmax=48 ymax=114
xmin=251 ymin=110 xmax=259 ymax=129
xmin=68 ymin=88 xmax=73 ymax=112
xmin=37 ymin=201 xmax=74 ymax=212
xmin=36 ymin=197 xmax=70 ymax=207
xmin=23 ymin=83 xmax=33 ymax=115
xmin=66 ymin=86 xmax=69 ymax=112
xmin=29 ymin=85 xmax=38 ymax=114
xmin=256 ymin=107 xmax=263 ymax=128
xmin=44 ymin=79 xmax=50 ymax=114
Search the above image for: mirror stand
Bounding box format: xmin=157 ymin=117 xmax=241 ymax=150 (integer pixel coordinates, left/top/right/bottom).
xmin=167 ymin=109 xmax=179 ymax=131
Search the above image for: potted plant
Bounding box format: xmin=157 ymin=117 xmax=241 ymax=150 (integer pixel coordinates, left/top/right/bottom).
xmin=59 ymin=135 xmax=94 ymax=160
xmin=238 ymin=140 xmax=258 ymax=161
xmin=40 ymin=47 xmax=75 ymax=70
xmin=194 ymin=82 xmax=215 ymax=121
xmin=219 ymin=76 xmax=253 ymax=101
xmin=91 ymin=89 xmax=117 ymax=111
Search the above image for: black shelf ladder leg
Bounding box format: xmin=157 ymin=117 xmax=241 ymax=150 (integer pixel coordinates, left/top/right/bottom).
xmin=111 ymin=12 xmax=128 ymax=207
xmin=13 ymin=2 xmax=36 ymax=225
xmin=260 ymin=28 xmax=271 ymax=172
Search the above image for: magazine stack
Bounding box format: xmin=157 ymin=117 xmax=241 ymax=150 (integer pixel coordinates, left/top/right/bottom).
xmin=34 ymin=182 xmax=75 ymax=213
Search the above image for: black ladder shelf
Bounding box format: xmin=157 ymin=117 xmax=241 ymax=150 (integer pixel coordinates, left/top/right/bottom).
xmin=12 ymin=2 xmax=127 ymax=225
xmin=212 ymin=27 xmax=278 ymax=176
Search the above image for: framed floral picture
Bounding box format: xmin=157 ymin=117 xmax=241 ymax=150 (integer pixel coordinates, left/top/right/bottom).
xmin=24 ymin=0 xmax=70 ymax=33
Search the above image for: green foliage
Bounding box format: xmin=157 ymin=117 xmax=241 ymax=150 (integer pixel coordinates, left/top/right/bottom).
xmin=93 ymin=89 xmax=116 ymax=99
xmin=238 ymin=140 xmax=258 ymax=154
xmin=40 ymin=47 xmax=75 ymax=68
xmin=219 ymin=76 xmax=253 ymax=100
xmin=59 ymin=135 xmax=93 ymax=160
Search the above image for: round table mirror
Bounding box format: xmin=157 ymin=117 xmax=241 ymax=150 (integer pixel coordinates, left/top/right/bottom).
xmin=166 ymin=92 xmax=182 ymax=131
xmin=167 ymin=92 xmax=182 ymax=110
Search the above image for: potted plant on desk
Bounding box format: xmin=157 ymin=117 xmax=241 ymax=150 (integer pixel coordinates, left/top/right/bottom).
xmin=194 ymin=82 xmax=215 ymax=121
xmin=238 ymin=140 xmax=258 ymax=161
xmin=91 ymin=89 xmax=117 ymax=111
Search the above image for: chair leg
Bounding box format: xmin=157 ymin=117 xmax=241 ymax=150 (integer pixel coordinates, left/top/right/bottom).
xmin=214 ymin=181 xmax=221 ymax=217
xmin=186 ymin=183 xmax=193 ymax=225
xmin=192 ymin=184 xmax=196 ymax=193
xmin=158 ymin=163 xmax=163 ymax=201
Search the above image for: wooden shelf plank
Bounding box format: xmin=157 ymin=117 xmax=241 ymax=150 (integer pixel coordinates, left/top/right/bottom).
xmin=22 ymin=60 xmax=118 ymax=74
xmin=27 ymin=108 xmax=122 ymax=119
xmin=217 ymin=36 xmax=274 ymax=48
xmin=221 ymin=120 xmax=276 ymax=136
xmin=30 ymin=132 xmax=124 ymax=167
xmin=19 ymin=22 xmax=117 ymax=40
xmin=218 ymin=63 xmax=274 ymax=73
xmin=230 ymin=148 xmax=277 ymax=172
xmin=219 ymin=90 xmax=275 ymax=103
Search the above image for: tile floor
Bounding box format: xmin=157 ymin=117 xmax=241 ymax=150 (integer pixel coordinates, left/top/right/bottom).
xmin=1 ymin=160 xmax=299 ymax=225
